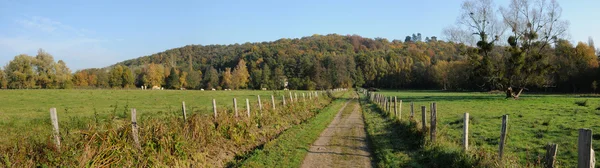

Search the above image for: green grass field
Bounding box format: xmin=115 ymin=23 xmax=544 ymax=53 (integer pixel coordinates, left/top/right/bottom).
xmin=372 ymin=90 xmax=600 ymax=167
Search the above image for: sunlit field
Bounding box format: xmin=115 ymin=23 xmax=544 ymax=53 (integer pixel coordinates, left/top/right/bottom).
xmin=374 ymin=90 xmax=600 ymax=167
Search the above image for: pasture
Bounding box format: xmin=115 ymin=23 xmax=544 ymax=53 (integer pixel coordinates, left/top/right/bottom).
xmin=374 ymin=90 xmax=600 ymax=167
xmin=0 ymin=89 xmax=331 ymax=167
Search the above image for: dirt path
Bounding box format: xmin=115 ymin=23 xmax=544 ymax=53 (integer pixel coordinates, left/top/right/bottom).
xmin=301 ymin=95 xmax=374 ymax=168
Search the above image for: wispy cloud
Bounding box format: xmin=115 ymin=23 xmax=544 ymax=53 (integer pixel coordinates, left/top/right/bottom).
xmin=16 ymin=16 xmax=92 ymax=37
xmin=1 ymin=16 xmax=121 ymax=70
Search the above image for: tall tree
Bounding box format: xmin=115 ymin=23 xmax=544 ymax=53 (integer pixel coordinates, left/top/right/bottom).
xmin=457 ymin=0 xmax=503 ymax=90
xmin=185 ymin=70 xmax=202 ymax=89
xmin=143 ymin=63 xmax=165 ymax=87
xmin=109 ymin=65 xmax=124 ymax=88
xmin=203 ymin=66 xmax=219 ymax=89
xmin=231 ymin=59 xmax=250 ymax=89
xmin=122 ymin=66 xmax=135 ymax=88
xmin=221 ymin=67 xmax=233 ymax=89
xmin=54 ymin=60 xmax=72 ymax=89
xmin=34 ymin=49 xmax=56 ymax=88
xmin=5 ymin=54 xmax=36 ymax=89
xmin=166 ymin=67 xmax=180 ymax=89
xmin=501 ymin=0 xmax=568 ymax=98
xmin=179 ymin=70 xmax=188 ymax=89
xmin=0 ymin=68 xmax=7 ymax=89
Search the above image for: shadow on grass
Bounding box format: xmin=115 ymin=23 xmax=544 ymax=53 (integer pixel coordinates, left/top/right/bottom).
xmin=361 ymin=96 xmax=491 ymax=168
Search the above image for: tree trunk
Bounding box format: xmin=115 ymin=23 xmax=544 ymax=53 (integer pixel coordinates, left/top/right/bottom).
xmin=506 ymin=87 xmax=525 ymax=99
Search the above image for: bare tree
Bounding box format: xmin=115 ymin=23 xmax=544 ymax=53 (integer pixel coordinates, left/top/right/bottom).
xmin=500 ymin=0 xmax=569 ymax=98
xmin=442 ymin=26 xmax=476 ymax=45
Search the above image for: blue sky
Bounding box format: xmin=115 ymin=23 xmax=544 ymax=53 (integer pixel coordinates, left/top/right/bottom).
xmin=1 ymin=0 xmax=599 ymax=70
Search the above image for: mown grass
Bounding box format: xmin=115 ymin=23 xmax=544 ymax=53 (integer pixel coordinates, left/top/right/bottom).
xmin=371 ymin=90 xmax=600 ymax=167
xmin=0 ymin=89 xmax=340 ymax=167
xmin=237 ymin=91 xmax=350 ymax=167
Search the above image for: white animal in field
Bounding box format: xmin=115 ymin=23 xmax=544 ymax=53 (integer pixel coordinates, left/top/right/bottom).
xmin=211 ymin=88 xmax=216 ymax=91
xmin=201 ymin=88 xmax=204 ymax=91
xmin=261 ymin=88 xmax=267 ymax=90
xmin=152 ymin=86 xmax=160 ymax=90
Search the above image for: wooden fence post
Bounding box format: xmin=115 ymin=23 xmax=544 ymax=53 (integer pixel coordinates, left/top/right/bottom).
xmin=545 ymin=143 xmax=558 ymax=168
xmin=295 ymin=93 xmax=298 ymax=102
xmin=271 ymin=95 xmax=276 ymax=110
xmin=309 ymin=92 xmax=313 ymax=100
xmin=384 ymin=97 xmax=388 ymax=113
xmin=131 ymin=108 xmax=141 ymax=150
xmin=390 ymin=96 xmax=393 ymax=114
xmin=258 ymin=95 xmax=263 ymax=112
xmin=394 ymin=96 xmax=398 ymax=118
xmin=578 ymin=128 xmax=595 ymax=168
xmin=49 ymin=108 xmax=60 ymax=149
xmin=233 ymin=98 xmax=238 ymax=117
xmin=303 ymin=93 xmax=306 ymax=102
xmin=399 ymin=99 xmax=403 ymax=120
xmin=182 ymin=101 xmax=187 ymax=121
xmin=431 ymin=102 xmax=437 ymax=142
xmin=213 ymin=99 xmax=217 ymax=119
xmin=246 ymin=98 xmax=250 ymax=117
xmin=289 ymin=92 xmax=293 ymax=104
xmin=283 ymin=95 xmax=286 ymax=106
xmin=464 ymin=113 xmax=469 ymax=151
xmin=421 ymin=106 xmax=427 ymax=134
xmin=410 ymin=102 xmax=414 ymax=118
xmin=499 ymin=115 xmax=509 ymax=161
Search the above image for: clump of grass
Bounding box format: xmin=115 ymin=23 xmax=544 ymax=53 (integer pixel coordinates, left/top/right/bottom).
xmin=575 ymin=99 xmax=589 ymax=107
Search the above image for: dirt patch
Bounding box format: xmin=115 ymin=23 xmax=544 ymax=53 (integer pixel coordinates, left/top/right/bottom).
xmin=301 ymin=95 xmax=374 ymax=168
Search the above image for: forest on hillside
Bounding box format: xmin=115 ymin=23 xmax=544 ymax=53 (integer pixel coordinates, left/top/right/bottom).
xmin=1 ymin=0 xmax=599 ymax=97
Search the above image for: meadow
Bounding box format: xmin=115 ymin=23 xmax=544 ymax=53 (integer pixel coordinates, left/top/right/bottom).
xmin=0 ymin=89 xmax=335 ymax=167
xmin=373 ymin=90 xmax=600 ymax=167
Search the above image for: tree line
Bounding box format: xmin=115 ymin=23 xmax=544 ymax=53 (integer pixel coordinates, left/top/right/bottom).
xmin=1 ymin=0 xmax=598 ymax=96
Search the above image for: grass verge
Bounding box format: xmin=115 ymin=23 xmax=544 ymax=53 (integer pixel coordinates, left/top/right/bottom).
xmin=235 ymin=92 xmax=350 ymax=167
xmin=359 ymin=92 xmax=506 ymax=168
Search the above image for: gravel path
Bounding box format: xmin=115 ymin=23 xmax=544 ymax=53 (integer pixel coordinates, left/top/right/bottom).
xmin=301 ymin=94 xmax=374 ymax=168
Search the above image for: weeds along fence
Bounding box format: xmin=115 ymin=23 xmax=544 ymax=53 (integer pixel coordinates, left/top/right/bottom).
xmin=357 ymin=88 xmax=595 ymax=168
xmin=4 ymin=89 xmax=347 ymax=167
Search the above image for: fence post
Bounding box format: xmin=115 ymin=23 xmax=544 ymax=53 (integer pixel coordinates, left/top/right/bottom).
xmin=578 ymin=128 xmax=595 ymax=168
xmin=464 ymin=112 xmax=469 ymax=151
xmin=182 ymin=101 xmax=187 ymax=121
xmin=213 ymin=99 xmax=217 ymax=119
xmin=271 ymin=95 xmax=276 ymax=110
xmin=233 ymin=98 xmax=238 ymax=117
xmin=431 ymin=102 xmax=437 ymax=142
xmin=388 ymin=96 xmax=393 ymax=113
xmin=499 ymin=115 xmax=509 ymax=161
xmin=289 ymin=92 xmax=293 ymax=104
xmin=399 ymin=100 xmax=403 ymax=120
xmin=49 ymin=108 xmax=60 ymax=149
xmin=394 ymin=96 xmax=398 ymax=118
xmin=131 ymin=108 xmax=141 ymax=150
xmin=421 ymin=106 xmax=427 ymax=134
xmin=246 ymin=98 xmax=251 ymax=117
xmin=410 ymin=102 xmax=414 ymax=118
xmin=295 ymin=93 xmax=298 ymax=102
xmin=545 ymin=143 xmax=558 ymax=168
xmin=258 ymin=95 xmax=263 ymax=112
xmin=303 ymin=93 xmax=306 ymax=102
xmin=309 ymin=92 xmax=313 ymax=100
xmin=283 ymin=95 xmax=286 ymax=106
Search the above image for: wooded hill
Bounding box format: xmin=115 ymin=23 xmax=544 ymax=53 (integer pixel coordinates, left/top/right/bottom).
xmin=1 ymin=33 xmax=598 ymax=94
